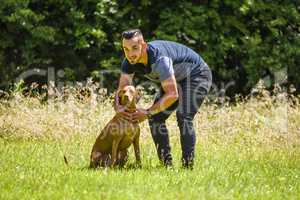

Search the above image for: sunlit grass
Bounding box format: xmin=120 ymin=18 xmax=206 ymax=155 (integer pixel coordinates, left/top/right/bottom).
xmin=0 ymin=84 xmax=299 ymax=199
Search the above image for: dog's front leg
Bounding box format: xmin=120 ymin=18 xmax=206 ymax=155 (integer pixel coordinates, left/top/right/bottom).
xmin=111 ymin=138 xmax=121 ymax=167
xmin=133 ymin=129 xmax=141 ymax=167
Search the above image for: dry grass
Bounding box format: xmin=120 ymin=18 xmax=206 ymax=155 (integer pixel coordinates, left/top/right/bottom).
xmin=0 ymin=83 xmax=299 ymax=199
xmin=1 ymin=83 xmax=299 ymax=150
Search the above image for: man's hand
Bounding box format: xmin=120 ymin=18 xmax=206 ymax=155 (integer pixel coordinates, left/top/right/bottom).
xmin=132 ymin=108 xmax=149 ymax=123
xmin=115 ymin=105 xmax=133 ymax=121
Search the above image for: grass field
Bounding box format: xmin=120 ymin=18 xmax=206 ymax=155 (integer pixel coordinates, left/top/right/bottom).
xmin=0 ymin=86 xmax=299 ymax=200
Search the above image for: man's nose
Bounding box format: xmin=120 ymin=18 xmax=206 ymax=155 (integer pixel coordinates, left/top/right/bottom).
xmin=128 ymin=52 xmax=135 ymax=58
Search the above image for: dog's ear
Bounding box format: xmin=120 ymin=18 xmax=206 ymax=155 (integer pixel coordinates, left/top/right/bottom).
xmin=135 ymin=89 xmax=141 ymax=103
xmin=118 ymin=89 xmax=125 ymax=98
xmin=115 ymin=89 xmax=125 ymax=105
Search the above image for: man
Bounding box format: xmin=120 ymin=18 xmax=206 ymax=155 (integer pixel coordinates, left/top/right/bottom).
xmin=114 ymin=29 xmax=212 ymax=169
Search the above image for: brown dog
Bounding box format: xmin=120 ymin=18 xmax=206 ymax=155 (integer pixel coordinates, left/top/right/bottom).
xmin=90 ymin=85 xmax=141 ymax=168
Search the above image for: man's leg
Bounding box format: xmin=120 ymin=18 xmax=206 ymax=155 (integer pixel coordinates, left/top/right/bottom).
xmin=148 ymin=89 xmax=178 ymax=166
xmin=176 ymin=69 xmax=212 ymax=168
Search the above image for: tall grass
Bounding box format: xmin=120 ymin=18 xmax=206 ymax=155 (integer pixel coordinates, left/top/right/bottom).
xmin=0 ymin=82 xmax=298 ymax=147
xmin=0 ymin=82 xmax=299 ymax=199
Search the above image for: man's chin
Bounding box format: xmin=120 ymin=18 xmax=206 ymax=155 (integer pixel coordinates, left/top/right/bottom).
xmin=129 ymin=60 xmax=137 ymax=64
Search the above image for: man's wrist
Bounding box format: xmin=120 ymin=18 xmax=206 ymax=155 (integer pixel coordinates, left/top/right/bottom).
xmin=146 ymin=109 xmax=154 ymax=118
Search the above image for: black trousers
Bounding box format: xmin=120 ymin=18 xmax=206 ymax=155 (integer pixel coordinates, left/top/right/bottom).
xmin=148 ymin=67 xmax=212 ymax=167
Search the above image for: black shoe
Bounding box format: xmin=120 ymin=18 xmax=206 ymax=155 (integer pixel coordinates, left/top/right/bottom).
xmin=159 ymin=156 xmax=173 ymax=168
xmin=182 ymin=158 xmax=194 ymax=170
xmin=164 ymin=159 xmax=173 ymax=169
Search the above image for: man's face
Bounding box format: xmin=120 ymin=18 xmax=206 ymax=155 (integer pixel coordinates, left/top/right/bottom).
xmin=122 ymin=37 xmax=143 ymax=65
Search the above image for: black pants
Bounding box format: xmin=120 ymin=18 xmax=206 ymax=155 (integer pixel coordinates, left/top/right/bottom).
xmin=148 ymin=67 xmax=212 ymax=167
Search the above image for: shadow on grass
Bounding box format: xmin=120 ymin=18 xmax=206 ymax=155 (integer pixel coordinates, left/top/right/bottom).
xmin=69 ymin=163 xmax=176 ymax=172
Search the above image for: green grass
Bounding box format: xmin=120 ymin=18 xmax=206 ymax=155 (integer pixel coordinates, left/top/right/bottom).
xmin=0 ymin=134 xmax=299 ymax=200
xmin=0 ymin=87 xmax=299 ymax=199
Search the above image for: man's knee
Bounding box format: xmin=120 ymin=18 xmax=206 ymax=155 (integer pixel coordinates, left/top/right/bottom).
xmin=176 ymin=112 xmax=194 ymax=124
xmin=176 ymin=112 xmax=196 ymax=134
xmin=149 ymin=119 xmax=169 ymax=136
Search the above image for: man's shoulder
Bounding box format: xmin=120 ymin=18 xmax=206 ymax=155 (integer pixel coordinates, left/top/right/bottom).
xmin=148 ymin=40 xmax=183 ymax=47
xmin=148 ymin=40 xmax=192 ymax=55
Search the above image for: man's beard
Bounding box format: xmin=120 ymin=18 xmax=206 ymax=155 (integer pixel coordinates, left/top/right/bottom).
xmin=129 ymin=60 xmax=137 ymax=64
xmin=129 ymin=56 xmax=141 ymax=64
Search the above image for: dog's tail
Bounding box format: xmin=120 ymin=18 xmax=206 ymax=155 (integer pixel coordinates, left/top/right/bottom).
xmin=63 ymin=155 xmax=69 ymax=166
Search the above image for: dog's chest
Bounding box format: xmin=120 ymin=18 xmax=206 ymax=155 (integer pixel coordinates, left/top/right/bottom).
xmin=117 ymin=121 xmax=139 ymax=149
xmin=120 ymin=121 xmax=138 ymax=138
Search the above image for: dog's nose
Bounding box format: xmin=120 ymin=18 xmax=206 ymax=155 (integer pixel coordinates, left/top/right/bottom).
xmin=123 ymin=95 xmax=129 ymax=101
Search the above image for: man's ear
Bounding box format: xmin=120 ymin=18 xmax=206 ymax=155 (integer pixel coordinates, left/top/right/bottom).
xmin=142 ymin=42 xmax=147 ymax=51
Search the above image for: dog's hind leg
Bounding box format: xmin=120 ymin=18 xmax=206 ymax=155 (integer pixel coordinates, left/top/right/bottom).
xmin=90 ymin=151 xmax=103 ymax=168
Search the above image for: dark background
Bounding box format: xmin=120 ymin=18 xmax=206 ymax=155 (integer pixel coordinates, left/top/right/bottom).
xmin=0 ymin=0 xmax=299 ymax=96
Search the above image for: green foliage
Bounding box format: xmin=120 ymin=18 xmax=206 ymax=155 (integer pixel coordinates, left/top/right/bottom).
xmin=13 ymin=80 xmax=26 ymax=93
xmin=0 ymin=0 xmax=299 ymax=95
xmin=154 ymin=1 xmax=300 ymax=94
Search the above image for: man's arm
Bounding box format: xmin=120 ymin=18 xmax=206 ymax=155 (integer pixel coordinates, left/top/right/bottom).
xmin=114 ymin=73 xmax=134 ymax=111
xmin=146 ymin=75 xmax=179 ymax=116
xmin=132 ymin=75 xmax=178 ymax=122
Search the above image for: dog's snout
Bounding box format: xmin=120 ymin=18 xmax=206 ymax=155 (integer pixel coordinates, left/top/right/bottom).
xmin=123 ymin=95 xmax=129 ymax=101
xmin=124 ymin=92 xmax=134 ymax=101
xmin=121 ymin=93 xmax=133 ymax=105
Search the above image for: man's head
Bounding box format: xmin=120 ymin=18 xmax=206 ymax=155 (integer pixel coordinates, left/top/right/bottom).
xmin=122 ymin=29 xmax=147 ymax=65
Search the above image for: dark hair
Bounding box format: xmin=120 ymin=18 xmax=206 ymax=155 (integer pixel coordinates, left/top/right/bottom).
xmin=121 ymin=29 xmax=143 ymax=39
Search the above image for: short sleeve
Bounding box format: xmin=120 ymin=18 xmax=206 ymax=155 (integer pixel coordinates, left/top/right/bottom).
xmin=154 ymin=56 xmax=174 ymax=81
xmin=121 ymin=59 xmax=134 ymax=75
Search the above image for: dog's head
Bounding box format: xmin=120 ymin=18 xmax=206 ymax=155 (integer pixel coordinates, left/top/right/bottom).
xmin=118 ymin=86 xmax=140 ymax=111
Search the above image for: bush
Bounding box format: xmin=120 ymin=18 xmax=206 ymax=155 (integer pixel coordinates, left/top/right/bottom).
xmin=0 ymin=0 xmax=299 ymax=96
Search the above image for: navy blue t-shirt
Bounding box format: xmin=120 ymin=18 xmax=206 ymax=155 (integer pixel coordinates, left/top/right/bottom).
xmin=121 ymin=40 xmax=208 ymax=82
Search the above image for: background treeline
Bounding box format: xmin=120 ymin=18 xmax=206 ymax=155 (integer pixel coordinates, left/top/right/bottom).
xmin=0 ymin=0 xmax=299 ymax=96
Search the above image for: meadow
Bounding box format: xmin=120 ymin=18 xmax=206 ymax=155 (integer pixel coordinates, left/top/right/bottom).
xmin=0 ymin=84 xmax=299 ymax=200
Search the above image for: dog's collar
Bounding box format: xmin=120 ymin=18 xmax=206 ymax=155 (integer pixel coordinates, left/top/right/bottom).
xmin=125 ymin=108 xmax=136 ymax=113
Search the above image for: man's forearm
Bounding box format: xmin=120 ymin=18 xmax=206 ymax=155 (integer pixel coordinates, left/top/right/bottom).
xmin=147 ymin=93 xmax=178 ymax=116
